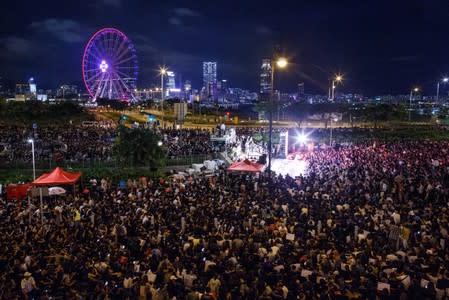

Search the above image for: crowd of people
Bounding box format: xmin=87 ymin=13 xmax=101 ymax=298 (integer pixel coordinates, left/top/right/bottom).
xmin=163 ymin=129 xmax=215 ymax=158
xmin=0 ymin=126 xmax=218 ymax=166
xmin=0 ymin=125 xmax=116 ymax=163
xmin=2 ymin=135 xmax=449 ymax=299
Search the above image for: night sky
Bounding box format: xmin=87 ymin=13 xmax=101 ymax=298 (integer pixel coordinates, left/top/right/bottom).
xmin=1 ymin=0 xmax=449 ymax=96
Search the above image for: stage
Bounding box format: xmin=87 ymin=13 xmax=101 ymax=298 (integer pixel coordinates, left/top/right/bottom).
xmin=271 ymin=158 xmax=309 ymax=177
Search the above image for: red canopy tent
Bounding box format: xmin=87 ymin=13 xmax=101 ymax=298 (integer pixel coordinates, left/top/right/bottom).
xmin=30 ymin=167 xmax=82 ymax=225
xmin=32 ymin=167 xmax=81 ymax=186
xmin=227 ymin=159 xmax=265 ymax=173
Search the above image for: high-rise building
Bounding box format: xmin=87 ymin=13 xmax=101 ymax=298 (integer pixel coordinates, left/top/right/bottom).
xmin=15 ymin=84 xmax=29 ymax=95
xmin=183 ymin=80 xmax=192 ymax=92
xmin=183 ymin=80 xmax=192 ymax=100
xmin=15 ymin=84 xmax=30 ymax=101
xmin=57 ymin=85 xmax=78 ymax=98
xmin=166 ymin=71 xmax=176 ymax=92
xmin=298 ymin=82 xmax=305 ymax=98
xmin=15 ymin=78 xmax=37 ymax=101
xmin=218 ymin=79 xmax=228 ymax=92
xmin=260 ymin=59 xmax=272 ymax=93
xmin=203 ymin=62 xmax=217 ymax=96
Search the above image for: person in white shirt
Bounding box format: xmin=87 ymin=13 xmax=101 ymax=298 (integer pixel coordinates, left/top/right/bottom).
xmin=21 ymin=272 xmax=38 ymax=299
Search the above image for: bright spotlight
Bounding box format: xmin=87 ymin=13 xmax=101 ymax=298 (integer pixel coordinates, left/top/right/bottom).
xmin=157 ymin=141 xmax=163 ymax=146
xmin=296 ymin=134 xmax=308 ymax=144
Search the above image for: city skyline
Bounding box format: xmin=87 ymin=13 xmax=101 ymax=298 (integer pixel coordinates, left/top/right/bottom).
xmin=1 ymin=0 xmax=449 ymax=96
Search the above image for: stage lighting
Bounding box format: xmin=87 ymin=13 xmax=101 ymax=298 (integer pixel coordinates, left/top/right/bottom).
xmin=296 ymin=134 xmax=308 ymax=144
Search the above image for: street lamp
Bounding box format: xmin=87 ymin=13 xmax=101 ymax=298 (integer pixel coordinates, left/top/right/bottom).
xmin=436 ymin=77 xmax=449 ymax=104
xmin=28 ymin=138 xmax=35 ymax=180
xmin=331 ymin=75 xmax=343 ymax=101
xmin=409 ymin=87 xmax=419 ymax=121
xmin=268 ymin=56 xmax=288 ymax=176
xmin=28 ymin=138 xmax=44 ymax=226
xmin=159 ymin=67 xmax=168 ymax=127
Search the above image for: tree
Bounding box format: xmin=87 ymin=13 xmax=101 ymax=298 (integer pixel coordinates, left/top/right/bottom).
xmin=113 ymin=125 xmax=166 ymax=168
xmin=362 ymin=103 xmax=407 ymax=128
xmin=96 ymin=98 xmax=128 ymax=110
xmin=252 ymin=100 xmax=278 ymax=121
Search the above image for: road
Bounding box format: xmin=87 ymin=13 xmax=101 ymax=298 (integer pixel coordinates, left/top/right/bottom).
xmin=94 ymin=108 xmax=388 ymax=129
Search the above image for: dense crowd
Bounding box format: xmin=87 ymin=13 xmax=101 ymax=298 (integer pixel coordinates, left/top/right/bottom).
xmin=0 ymin=126 xmax=217 ymax=164
xmin=0 ymin=125 xmax=116 ymax=163
xmin=163 ymin=129 xmax=214 ymax=158
xmin=2 ymin=138 xmax=449 ymax=299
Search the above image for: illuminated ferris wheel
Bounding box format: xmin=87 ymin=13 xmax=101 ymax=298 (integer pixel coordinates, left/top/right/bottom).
xmin=82 ymin=27 xmax=138 ymax=101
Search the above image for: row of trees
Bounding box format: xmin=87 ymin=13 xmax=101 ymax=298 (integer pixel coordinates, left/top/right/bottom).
xmin=0 ymin=100 xmax=92 ymax=124
xmin=254 ymin=101 xmax=448 ymax=127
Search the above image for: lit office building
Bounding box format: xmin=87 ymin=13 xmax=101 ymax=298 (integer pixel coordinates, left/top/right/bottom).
xmin=218 ymin=79 xmax=228 ymax=92
xmin=183 ymin=80 xmax=192 ymax=100
xmin=184 ymin=80 xmax=192 ymax=92
xmin=298 ymin=82 xmax=305 ymax=95
xmin=29 ymin=78 xmax=37 ymax=99
xmin=203 ymin=62 xmax=217 ymax=97
xmin=260 ymin=59 xmax=272 ymax=93
xmin=15 ymin=77 xmax=37 ymax=101
xmin=57 ymin=85 xmax=78 ymax=98
xmin=166 ymin=71 xmax=176 ymax=94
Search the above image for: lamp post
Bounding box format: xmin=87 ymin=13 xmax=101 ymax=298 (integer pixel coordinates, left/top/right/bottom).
xmin=159 ymin=67 xmax=167 ymax=128
xmin=28 ymin=138 xmax=42 ymax=226
xmin=268 ymin=57 xmax=288 ymax=176
xmin=28 ymin=138 xmax=36 ymax=180
xmin=331 ymin=75 xmax=343 ymax=101
xmin=436 ymin=77 xmax=449 ymax=104
xmin=409 ymin=87 xmax=419 ymax=122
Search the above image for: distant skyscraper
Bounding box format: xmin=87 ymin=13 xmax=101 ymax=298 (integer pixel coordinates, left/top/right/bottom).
xmin=260 ymin=59 xmax=272 ymax=93
xmin=220 ymin=79 xmax=228 ymax=91
xmin=184 ymin=80 xmax=192 ymax=92
xmin=166 ymin=71 xmax=176 ymax=92
xmin=217 ymin=79 xmax=228 ymax=91
xmin=57 ymin=85 xmax=78 ymax=98
xmin=203 ymin=62 xmax=217 ymax=96
xmin=298 ymin=82 xmax=305 ymax=96
xmin=15 ymin=83 xmax=30 ymax=95
xmin=15 ymin=78 xmax=37 ymax=101
xmin=183 ymin=80 xmax=192 ymax=100
xmin=28 ymin=78 xmax=37 ymax=99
